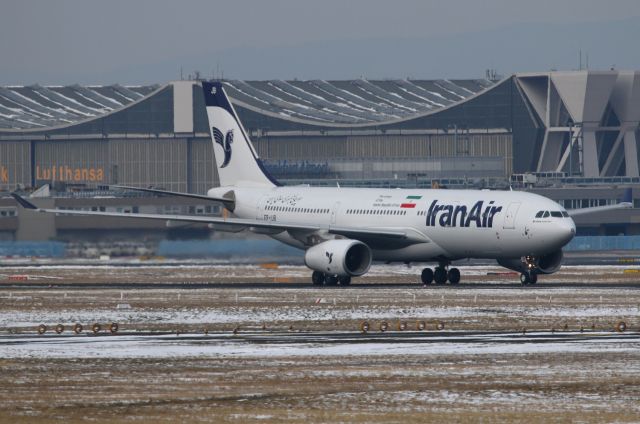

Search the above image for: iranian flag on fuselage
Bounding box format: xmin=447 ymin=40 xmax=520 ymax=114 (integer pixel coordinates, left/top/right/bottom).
xmin=400 ymin=195 xmax=422 ymax=208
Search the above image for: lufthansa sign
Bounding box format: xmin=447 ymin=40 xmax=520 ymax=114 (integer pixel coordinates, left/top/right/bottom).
xmin=36 ymin=165 xmax=105 ymax=182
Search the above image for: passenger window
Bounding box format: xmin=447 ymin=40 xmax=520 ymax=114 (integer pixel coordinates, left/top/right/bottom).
xmin=535 ymin=211 xmax=544 ymax=218
xmin=543 ymin=211 xmax=550 ymax=218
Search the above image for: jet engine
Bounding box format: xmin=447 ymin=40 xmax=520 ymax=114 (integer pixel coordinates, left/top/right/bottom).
xmin=497 ymin=249 xmax=563 ymax=275
xmin=304 ymin=239 xmax=372 ymax=277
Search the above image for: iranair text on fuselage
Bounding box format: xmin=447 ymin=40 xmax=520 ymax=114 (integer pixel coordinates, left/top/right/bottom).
xmin=426 ymin=199 xmax=503 ymax=228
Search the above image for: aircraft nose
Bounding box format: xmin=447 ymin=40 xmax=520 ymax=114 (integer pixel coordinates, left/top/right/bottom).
xmin=555 ymin=218 xmax=576 ymax=247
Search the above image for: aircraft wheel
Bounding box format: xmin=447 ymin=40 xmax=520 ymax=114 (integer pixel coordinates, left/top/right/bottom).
xmin=530 ymin=273 xmax=538 ymax=284
xmin=338 ymin=275 xmax=351 ymax=286
xmin=325 ymin=274 xmax=339 ymax=286
xmin=311 ymin=271 xmax=325 ymax=286
xmin=434 ymin=267 xmax=448 ymax=284
xmin=520 ymin=273 xmax=532 ymax=285
xmin=421 ymin=268 xmax=434 ymax=284
xmin=448 ymin=268 xmax=460 ymax=285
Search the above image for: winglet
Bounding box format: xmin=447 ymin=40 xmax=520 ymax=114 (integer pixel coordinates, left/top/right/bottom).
xmin=10 ymin=193 xmax=38 ymax=210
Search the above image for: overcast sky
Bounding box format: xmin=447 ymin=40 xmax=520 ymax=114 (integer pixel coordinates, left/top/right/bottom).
xmin=2 ymin=0 xmax=640 ymax=84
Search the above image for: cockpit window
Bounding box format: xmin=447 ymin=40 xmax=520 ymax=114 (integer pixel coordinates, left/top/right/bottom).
xmin=536 ymin=210 xmax=570 ymax=219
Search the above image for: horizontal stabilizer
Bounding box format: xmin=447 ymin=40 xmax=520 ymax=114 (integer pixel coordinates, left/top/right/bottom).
xmin=111 ymin=185 xmax=235 ymax=209
xmin=10 ymin=193 xmax=38 ymax=210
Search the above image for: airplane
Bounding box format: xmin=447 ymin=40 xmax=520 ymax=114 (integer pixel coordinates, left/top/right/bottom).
xmin=11 ymin=81 xmax=633 ymax=286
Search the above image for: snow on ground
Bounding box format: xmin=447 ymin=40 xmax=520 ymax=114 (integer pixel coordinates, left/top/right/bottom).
xmin=0 ymin=302 xmax=639 ymax=329
xmin=1 ymin=332 xmax=638 ymax=359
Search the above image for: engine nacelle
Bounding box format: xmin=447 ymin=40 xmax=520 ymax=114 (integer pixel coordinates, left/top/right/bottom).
xmin=497 ymin=249 xmax=563 ymax=275
xmin=304 ymin=239 xmax=372 ymax=277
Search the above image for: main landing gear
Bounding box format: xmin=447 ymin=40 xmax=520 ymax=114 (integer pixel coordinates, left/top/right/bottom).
xmin=519 ymin=272 xmax=538 ymax=285
xmin=311 ymin=271 xmax=351 ymax=286
xmin=421 ymin=263 xmax=460 ymax=285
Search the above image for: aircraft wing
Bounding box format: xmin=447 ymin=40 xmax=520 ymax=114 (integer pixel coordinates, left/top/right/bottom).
xmin=567 ymin=188 xmax=633 ymax=217
xmin=110 ymin=185 xmax=235 ymax=208
xmin=11 ymin=193 xmax=426 ymax=245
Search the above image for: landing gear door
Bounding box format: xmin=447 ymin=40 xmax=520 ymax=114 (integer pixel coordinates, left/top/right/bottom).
xmin=503 ymin=202 xmax=521 ymax=230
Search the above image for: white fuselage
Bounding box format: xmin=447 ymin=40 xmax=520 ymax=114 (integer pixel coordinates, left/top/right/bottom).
xmin=210 ymin=186 xmax=576 ymax=262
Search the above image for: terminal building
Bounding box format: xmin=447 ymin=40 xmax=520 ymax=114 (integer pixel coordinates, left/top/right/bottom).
xmin=0 ymin=70 xmax=638 ymax=242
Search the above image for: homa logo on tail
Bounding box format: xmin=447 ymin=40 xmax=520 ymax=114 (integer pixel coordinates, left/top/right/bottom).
xmin=212 ymin=127 xmax=233 ymax=168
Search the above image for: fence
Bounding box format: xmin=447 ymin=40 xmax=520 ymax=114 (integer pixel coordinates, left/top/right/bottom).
xmin=0 ymin=241 xmax=66 ymax=258
xmin=0 ymin=237 xmax=638 ymax=259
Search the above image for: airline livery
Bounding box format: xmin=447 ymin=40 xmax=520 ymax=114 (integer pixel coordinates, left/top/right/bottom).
xmin=12 ymin=82 xmax=632 ymax=286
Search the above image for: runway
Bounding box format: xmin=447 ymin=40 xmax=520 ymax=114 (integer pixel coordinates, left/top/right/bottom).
xmin=1 ymin=262 xmax=640 ymax=290
xmin=3 ymin=281 xmax=640 ymax=290
xmin=1 ymin=263 xmax=640 ymax=422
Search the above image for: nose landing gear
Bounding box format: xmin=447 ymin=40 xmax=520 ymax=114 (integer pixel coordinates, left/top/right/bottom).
xmin=520 ymin=256 xmax=539 ymax=285
xmin=519 ymin=272 xmax=538 ymax=285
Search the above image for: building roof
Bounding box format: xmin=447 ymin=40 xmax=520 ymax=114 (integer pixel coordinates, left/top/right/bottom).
xmin=0 ymin=79 xmax=494 ymax=130
xmin=0 ymin=84 xmax=158 ymax=130
xmin=222 ymin=79 xmax=494 ymax=124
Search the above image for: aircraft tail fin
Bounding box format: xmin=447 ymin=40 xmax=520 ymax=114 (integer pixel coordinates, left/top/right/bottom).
xmin=201 ymin=81 xmax=279 ymax=188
